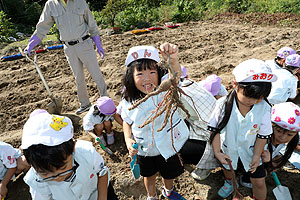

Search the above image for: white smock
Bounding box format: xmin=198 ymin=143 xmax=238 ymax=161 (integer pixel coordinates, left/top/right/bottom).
xmin=121 ymin=92 xmax=189 ymax=160
xmin=267 ymin=68 xmax=297 ymax=104
xmin=208 ymin=96 xmax=272 ymax=171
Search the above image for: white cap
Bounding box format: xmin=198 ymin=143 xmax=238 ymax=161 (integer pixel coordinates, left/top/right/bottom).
xmin=21 ymin=110 xmax=73 ymax=149
xmin=125 ymin=46 xmax=160 ymax=66
xmin=232 ymin=59 xmax=277 ymax=83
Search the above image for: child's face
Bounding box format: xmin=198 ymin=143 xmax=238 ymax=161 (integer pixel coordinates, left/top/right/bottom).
xmin=272 ymin=124 xmax=298 ymax=145
xmin=133 ymin=67 xmax=159 ymax=94
xmin=37 ymin=154 xmax=74 ymax=182
xmin=235 ymin=87 xmax=263 ymax=107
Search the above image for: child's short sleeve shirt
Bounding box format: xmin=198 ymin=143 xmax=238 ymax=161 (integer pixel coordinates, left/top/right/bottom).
xmin=24 ymin=140 xmax=109 ymax=200
xmin=208 ymin=97 xmax=272 ymax=171
xmin=267 ymin=68 xmax=298 ymax=104
xmin=0 ymin=141 xmax=20 ymax=180
xmin=83 ymin=105 xmax=114 ymax=132
xmin=121 ymin=92 xmax=189 ymax=160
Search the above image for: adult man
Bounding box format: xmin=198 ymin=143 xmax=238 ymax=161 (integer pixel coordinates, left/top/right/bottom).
xmin=25 ymin=0 xmax=107 ymax=114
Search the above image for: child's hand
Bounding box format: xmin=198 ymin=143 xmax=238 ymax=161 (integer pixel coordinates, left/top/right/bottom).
xmin=159 ymin=43 xmax=179 ymax=63
xmin=94 ymin=138 xmax=99 ymax=144
xmin=249 ymin=155 xmax=260 ymax=173
xmin=261 ymin=150 xmax=270 ymax=163
xmin=125 ymin=139 xmax=138 ymax=157
xmin=0 ymin=182 xmax=8 ymax=199
xmin=214 ymin=151 xmax=231 ymax=165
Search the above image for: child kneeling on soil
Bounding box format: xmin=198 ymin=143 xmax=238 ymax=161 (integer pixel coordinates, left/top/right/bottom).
xmin=240 ymin=102 xmax=300 ymax=188
xmin=0 ymin=141 xmax=29 ymax=199
xmin=83 ymin=97 xmax=122 ymax=146
xmin=122 ymin=43 xmax=189 ymax=200
xmin=265 ymin=46 xmax=296 ymax=71
xmin=209 ymin=59 xmax=277 ymax=200
xmin=21 ymin=109 xmax=118 ymax=200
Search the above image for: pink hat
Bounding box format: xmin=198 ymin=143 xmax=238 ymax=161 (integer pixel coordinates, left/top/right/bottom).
xmin=96 ymin=97 xmax=117 ymax=115
xmin=272 ymin=102 xmax=300 ymax=131
xmin=285 ymin=54 xmax=300 ymax=68
xmin=204 ymin=74 xmax=221 ymax=96
xmin=277 ymin=47 xmax=296 ymax=59
xmin=181 ymin=65 xmax=187 ymax=78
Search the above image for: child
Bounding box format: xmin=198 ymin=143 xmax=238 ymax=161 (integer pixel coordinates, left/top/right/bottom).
xmin=0 ymin=141 xmax=29 ymax=199
xmin=283 ymin=53 xmax=300 ymax=79
xmin=83 ymin=96 xmax=121 ymax=146
xmin=121 ymin=43 xmax=189 ymax=200
xmin=265 ymin=46 xmax=296 ymax=71
xmin=21 ymin=109 xmax=118 ymax=200
xmin=267 ymin=53 xmax=300 ymax=104
xmin=240 ymin=102 xmax=300 ymax=188
xmin=209 ymin=59 xmax=277 ymax=200
xmin=178 ymin=77 xmax=218 ymax=181
xmin=199 ymin=74 xmax=228 ymax=99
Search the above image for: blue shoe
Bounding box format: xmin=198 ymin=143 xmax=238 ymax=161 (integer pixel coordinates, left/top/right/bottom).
xmin=162 ymin=188 xmax=186 ymax=200
xmin=217 ymin=180 xmax=234 ymax=198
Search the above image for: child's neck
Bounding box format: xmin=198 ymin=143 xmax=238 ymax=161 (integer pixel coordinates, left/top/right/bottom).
xmin=235 ymin=97 xmax=252 ymax=117
xmin=238 ymin=103 xmax=251 ymax=117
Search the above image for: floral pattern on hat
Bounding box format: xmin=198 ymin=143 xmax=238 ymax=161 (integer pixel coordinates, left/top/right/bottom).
xmin=274 ymin=116 xmax=281 ymax=122
xmin=288 ymin=117 xmax=295 ymax=124
xmin=272 ymin=102 xmax=300 ymax=131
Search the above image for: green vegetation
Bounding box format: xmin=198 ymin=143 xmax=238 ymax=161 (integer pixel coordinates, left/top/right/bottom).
xmin=0 ymin=0 xmax=300 ymax=44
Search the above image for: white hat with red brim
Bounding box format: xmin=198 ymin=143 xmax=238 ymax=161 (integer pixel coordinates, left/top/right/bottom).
xmin=125 ymin=46 xmax=160 ymax=67
xmin=21 ymin=109 xmax=73 ymax=149
xmin=233 ymin=59 xmax=277 ymax=83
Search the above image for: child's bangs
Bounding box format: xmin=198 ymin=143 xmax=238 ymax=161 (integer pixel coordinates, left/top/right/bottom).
xmin=134 ymin=59 xmax=158 ymax=71
xmin=238 ymin=82 xmax=272 ymax=99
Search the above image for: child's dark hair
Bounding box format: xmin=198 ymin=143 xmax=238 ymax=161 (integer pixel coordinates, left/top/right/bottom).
xmin=122 ymin=59 xmax=167 ymax=103
xmin=92 ymin=105 xmax=106 ymax=118
xmin=275 ymin=57 xmax=284 ymax=67
xmin=265 ymin=125 xmax=299 ymax=171
xmin=209 ymin=82 xmax=272 ymax=143
xmin=23 ymin=139 xmax=74 ymax=173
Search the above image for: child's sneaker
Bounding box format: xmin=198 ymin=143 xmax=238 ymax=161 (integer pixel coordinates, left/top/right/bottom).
xmin=191 ymin=168 xmax=212 ymax=181
xmin=98 ymin=135 xmax=107 ymax=147
xmin=217 ymin=180 xmax=235 ymax=198
xmin=106 ymin=131 xmax=115 ymax=145
xmin=162 ymin=187 xmax=186 ymax=200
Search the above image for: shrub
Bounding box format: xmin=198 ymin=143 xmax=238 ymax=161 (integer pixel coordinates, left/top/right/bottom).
xmin=0 ymin=11 xmax=16 ymax=42
xmin=101 ymin=0 xmax=127 ymax=27
xmin=171 ymin=0 xmax=199 ymax=23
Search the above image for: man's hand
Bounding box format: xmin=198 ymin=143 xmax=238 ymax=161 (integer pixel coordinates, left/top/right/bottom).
xmin=24 ymin=35 xmax=41 ymax=56
xmin=92 ymin=35 xmax=105 ymax=58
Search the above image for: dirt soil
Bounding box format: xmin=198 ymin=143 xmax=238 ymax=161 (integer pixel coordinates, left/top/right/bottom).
xmin=1 ymin=13 xmax=300 ymax=200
